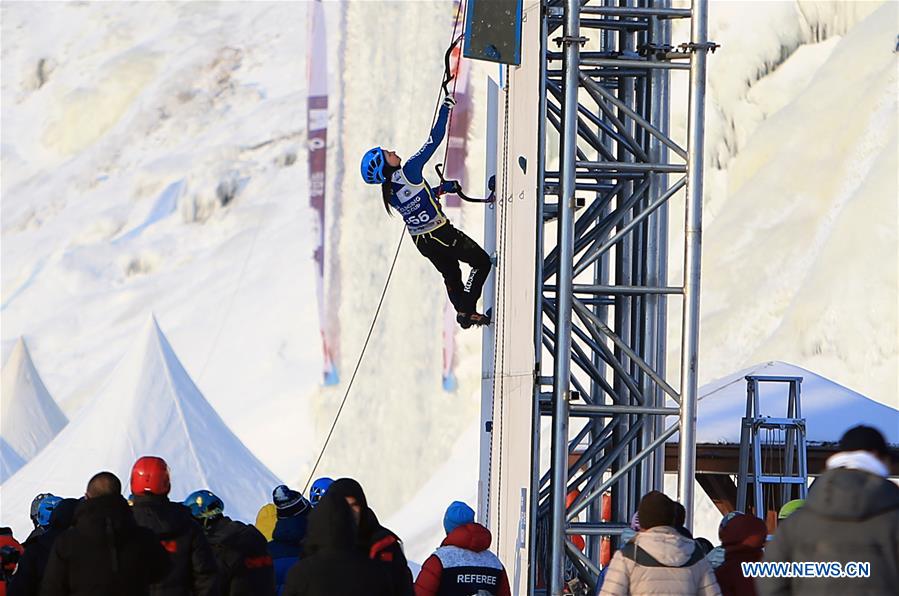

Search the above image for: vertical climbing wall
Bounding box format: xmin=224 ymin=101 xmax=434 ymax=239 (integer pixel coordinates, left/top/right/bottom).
xmin=478 ymin=2 xmax=541 ymax=593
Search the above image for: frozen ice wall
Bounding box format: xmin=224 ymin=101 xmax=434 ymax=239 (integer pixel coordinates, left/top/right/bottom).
xmin=311 ymin=0 xmax=485 ymax=519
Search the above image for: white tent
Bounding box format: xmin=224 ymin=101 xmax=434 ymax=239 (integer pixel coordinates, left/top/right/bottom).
xmin=0 ymin=316 xmax=280 ymax=537
xmin=687 ymin=361 xmax=899 ymax=445
xmin=0 ymin=438 xmax=26 ymax=484
xmin=1 ymin=337 xmax=67 ymax=481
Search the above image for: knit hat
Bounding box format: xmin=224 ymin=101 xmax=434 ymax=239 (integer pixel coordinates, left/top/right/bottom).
xmin=443 ymin=501 xmax=475 ymax=534
xmin=777 ymin=499 xmax=805 ymax=520
xmin=327 ymin=478 xmax=368 ymax=511
xmin=637 ymin=491 xmax=675 ymax=530
xmin=673 ymin=502 xmax=687 ymax=527
xmin=629 ymin=511 xmax=641 ymax=531
xmin=839 ymin=425 xmax=889 ymax=457
xmin=718 ymin=512 xmax=767 ymax=551
xmin=272 ymin=484 xmax=310 ymax=519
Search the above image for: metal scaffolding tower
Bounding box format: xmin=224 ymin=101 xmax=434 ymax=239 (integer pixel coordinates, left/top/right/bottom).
xmin=531 ymin=1 xmax=713 ymax=592
xmin=736 ymin=375 xmax=809 ymax=521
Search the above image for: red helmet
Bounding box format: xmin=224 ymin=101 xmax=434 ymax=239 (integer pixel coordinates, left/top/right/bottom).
xmin=130 ymin=456 xmax=171 ymax=496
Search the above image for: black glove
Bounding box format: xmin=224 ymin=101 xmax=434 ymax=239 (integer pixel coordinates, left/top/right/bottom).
xmin=447 ymin=180 xmax=462 ymax=194
xmin=487 ymin=175 xmax=496 ymax=193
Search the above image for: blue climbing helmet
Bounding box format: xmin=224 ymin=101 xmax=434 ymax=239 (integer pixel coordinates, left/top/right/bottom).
xmin=360 ymin=147 xmax=387 ymax=184
xmin=36 ymin=494 xmax=63 ymax=527
xmin=183 ymin=490 xmax=225 ymax=524
xmin=310 ymin=477 xmax=334 ymax=506
xmin=30 ymin=493 xmax=52 ymax=526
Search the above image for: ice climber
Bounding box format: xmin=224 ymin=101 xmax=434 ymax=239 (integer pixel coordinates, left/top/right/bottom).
xmin=183 ymin=490 xmax=276 ymax=596
xmin=360 ymin=94 xmax=493 ymax=329
xmin=129 ymin=456 xmax=220 ymax=596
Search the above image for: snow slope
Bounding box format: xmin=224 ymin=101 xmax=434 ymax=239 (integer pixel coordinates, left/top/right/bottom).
xmin=0 ymin=337 xmax=67 ymax=480
xmin=1 ymin=1 xmax=321 ymax=481
xmin=0 ymin=316 xmax=280 ymax=538
xmin=693 ymin=1 xmax=898 ymax=403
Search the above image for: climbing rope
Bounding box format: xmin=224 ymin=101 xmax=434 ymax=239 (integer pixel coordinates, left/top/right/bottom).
xmin=303 ymin=227 xmax=405 ymax=492
xmin=492 ymin=64 xmax=513 ymax=538
xmin=431 ymin=1 xmax=495 ymax=205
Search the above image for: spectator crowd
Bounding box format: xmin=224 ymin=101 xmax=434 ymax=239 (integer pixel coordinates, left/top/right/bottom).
xmin=0 ymin=459 xmax=509 ymax=596
xmin=1 ymin=424 xmax=895 ymax=596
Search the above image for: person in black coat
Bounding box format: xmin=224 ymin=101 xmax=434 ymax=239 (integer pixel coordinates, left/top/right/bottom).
xmin=282 ymin=491 xmax=392 ymax=596
xmin=129 ymin=456 xmax=219 ymax=596
xmin=184 ymin=489 xmax=276 ymax=596
xmin=39 ymin=472 xmax=169 ymax=596
xmin=8 ymin=499 xmax=78 ymax=596
xmin=327 ymin=478 xmax=414 ymax=596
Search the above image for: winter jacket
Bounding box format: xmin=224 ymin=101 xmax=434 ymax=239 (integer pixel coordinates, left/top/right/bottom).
xmin=8 ymin=499 xmax=78 ymax=596
xmin=39 ymin=494 xmax=169 ymax=596
xmin=131 ymin=495 xmax=219 ymax=596
xmin=414 ymin=522 xmax=511 ymax=596
xmin=1 ymin=530 xmax=24 ymax=596
xmin=759 ymin=467 xmax=899 ymax=596
xmin=387 ymin=103 xmax=453 ymax=236
xmin=361 ymin=510 xmax=415 ymax=596
xmin=714 ymin=514 xmax=767 ymax=596
xmin=267 ymin=513 xmax=308 ymax=595
xmin=204 ymin=516 xmax=275 ymax=596
xmin=600 ymin=526 xmax=722 ymax=596
xmin=327 ymin=479 xmax=414 ymax=596
xmin=282 ymin=492 xmax=392 ymax=596
xmin=20 ymin=530 xmax=44 ymax=547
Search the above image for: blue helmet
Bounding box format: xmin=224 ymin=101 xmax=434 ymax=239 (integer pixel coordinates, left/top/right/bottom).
xmin=360 ymin=147 xmax=386 ymax=184
xmin=310 ymin=477 xmax=334 ymax=506
xmin=183 ymin=490 xmax=224 ymax=524
xmin=37 ymin=494 xmax=63 ymax=527
xmin=30 ymin=493 xmax=52 ymax=526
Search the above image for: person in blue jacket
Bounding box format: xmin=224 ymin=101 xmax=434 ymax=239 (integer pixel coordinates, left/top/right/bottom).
xmin=360 ymin=95 xmax=492 ymax=329
xmin=266 ymin=485 xmax=311 ymax=596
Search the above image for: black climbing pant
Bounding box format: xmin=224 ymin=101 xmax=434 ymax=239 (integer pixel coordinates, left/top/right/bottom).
xmin=413 ymin=224 xmax=492 ymax=315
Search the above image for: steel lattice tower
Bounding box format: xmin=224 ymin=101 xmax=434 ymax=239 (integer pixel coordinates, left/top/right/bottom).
xmin=529 ymin=1 xmax=713 ymax=592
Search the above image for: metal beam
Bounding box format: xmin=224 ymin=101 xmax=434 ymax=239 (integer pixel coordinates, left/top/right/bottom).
xmin=677 ymin=0 xmax=710 ymax=530
xmin=548 ymin=1 xmax=580 ymax=592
